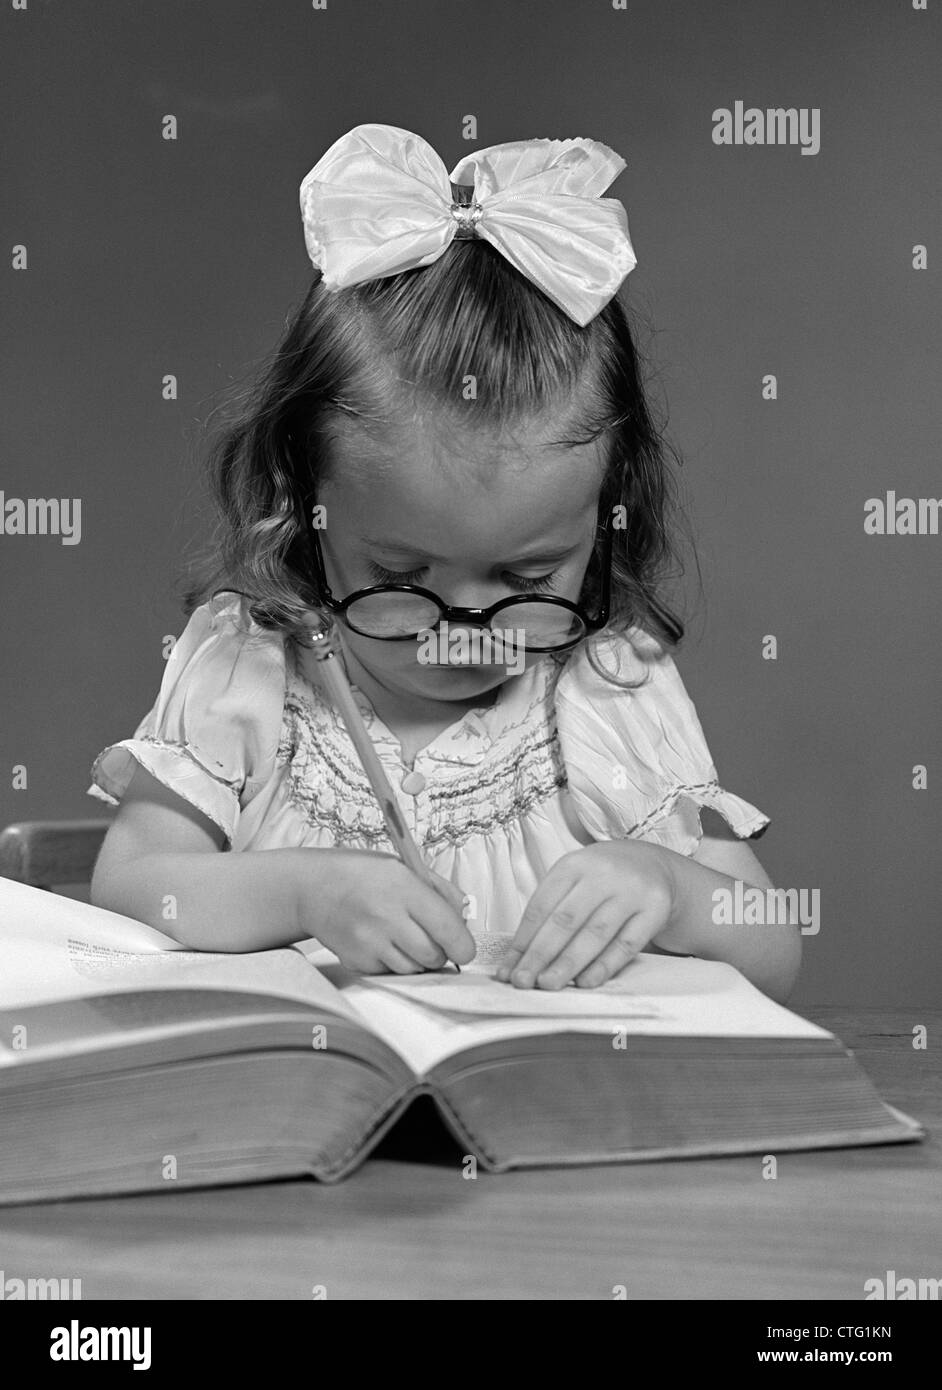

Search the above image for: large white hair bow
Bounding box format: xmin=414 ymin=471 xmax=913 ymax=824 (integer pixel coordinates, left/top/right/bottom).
xmin=299 ymin=123 xmax=637 ymax=327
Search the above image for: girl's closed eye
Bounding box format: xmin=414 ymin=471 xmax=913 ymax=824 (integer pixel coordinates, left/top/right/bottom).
xmin=367 ymin=561 xmax=426 ymax=586
xmin=366 ymin=560 xmax=560 ymax=593
xmin=498 ymin=570 xmax=560 ymax=594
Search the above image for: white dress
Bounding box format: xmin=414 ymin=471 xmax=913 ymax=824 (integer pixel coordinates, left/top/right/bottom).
xmin=88 ymin=592 xmax=770 ymax=937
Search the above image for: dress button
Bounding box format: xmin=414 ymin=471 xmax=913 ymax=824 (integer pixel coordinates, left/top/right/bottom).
xmin=400 ymin=770 xmax=426 ymax=795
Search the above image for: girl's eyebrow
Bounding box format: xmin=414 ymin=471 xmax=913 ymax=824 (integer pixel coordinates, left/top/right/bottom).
xmin=358 ymin=534 xmax=583 ymax=564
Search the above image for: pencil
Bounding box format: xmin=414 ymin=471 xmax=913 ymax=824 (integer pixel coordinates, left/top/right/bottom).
xmin=304 ymin=615 xmax=462 ymax=972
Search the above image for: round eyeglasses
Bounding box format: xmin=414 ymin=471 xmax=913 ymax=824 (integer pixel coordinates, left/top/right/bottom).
xmin=302 ymin=499 xmax=613 ymax=654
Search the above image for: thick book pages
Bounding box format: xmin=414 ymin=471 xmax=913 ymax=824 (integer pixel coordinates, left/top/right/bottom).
xmin=0 ymin=877 xmax=923 ymax=1205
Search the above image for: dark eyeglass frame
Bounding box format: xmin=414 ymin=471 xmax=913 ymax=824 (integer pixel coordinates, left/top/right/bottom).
xmin=301 ymin=495 xmax=613 ymax=653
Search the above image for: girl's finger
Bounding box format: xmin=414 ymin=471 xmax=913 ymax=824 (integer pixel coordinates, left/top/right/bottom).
xmin=398 ymin=918 xmax=449 ymax=969
xmin=408 ymin=881 xmax=476 ymax=965
xmin=380 ymin=942 xmax=431 ymax=975
xmin=506 ymin=884 xmax=600 ymax=987
xmin=532 ymin=902 xmax=627 ymax=990
xmin=573 ymin=906 xmax=663 ymax=987
xmin=496 ymin=860 xmax=582 ymax=981
xmin=421 ymin=870 xmax=468 ymax=919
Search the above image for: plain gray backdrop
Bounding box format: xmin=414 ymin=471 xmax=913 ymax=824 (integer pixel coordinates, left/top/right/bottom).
xmin=1 ymin=0 xmax=939 ymax=1006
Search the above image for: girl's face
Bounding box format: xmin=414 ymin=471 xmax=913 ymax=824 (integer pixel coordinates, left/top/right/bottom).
xmin=313 ymin=408 xmax=608 ymax=705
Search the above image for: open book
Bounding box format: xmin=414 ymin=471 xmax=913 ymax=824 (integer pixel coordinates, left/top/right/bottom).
xmin=0 ymin=877 xmax=922 ymax=1205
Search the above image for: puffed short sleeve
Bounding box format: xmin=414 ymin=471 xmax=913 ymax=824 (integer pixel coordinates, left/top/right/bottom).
xmin=554 ymin=627 xmax=770 ymax=857
xmin=88 ymin=592 xmax=287 ymax=846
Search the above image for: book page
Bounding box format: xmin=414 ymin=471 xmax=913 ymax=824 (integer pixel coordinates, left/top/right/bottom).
xmin=0 ymin=877 xmax=361 ymax=1027
xmin=301 ymin=938 xmax=833 ymax=1075
xmin=355 ymin=970 xmax=667 ymax=1018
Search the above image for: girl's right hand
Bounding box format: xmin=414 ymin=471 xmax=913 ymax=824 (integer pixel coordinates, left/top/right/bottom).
xmin=297 ymin=848 xmax=477 ymax=974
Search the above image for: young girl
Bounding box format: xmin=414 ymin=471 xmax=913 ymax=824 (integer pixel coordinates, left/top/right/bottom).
xmin=88 ymin=124 xmax=800 ymax=1002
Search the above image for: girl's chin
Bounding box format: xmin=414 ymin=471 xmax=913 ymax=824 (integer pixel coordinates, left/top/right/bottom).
xmin=420 ymin=662 xmax=507 ymax=679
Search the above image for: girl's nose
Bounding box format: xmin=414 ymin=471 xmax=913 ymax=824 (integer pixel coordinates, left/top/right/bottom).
xmin=438 ymin=579 xmax=510 ymax=612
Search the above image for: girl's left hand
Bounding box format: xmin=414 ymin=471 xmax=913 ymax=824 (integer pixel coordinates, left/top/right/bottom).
xmin=497 ymin=840 xmax=678 ymax=990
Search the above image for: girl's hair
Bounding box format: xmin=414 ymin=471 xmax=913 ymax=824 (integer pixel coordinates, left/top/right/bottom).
xmin=182 ymin=230 xmax=697 ymax=686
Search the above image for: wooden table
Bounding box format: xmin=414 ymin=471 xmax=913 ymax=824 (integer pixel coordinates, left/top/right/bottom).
xmin=1 ymin=1009 xmax=938 ymax=1300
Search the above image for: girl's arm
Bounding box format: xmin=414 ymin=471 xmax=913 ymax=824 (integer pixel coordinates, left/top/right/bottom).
xmin=654 ymin=818 xmax=802 ymax=1002
xmin=91 ymin=764 xmax=315 ymax=951
xmin=90 ymin=764 xmax=471 ymax=964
